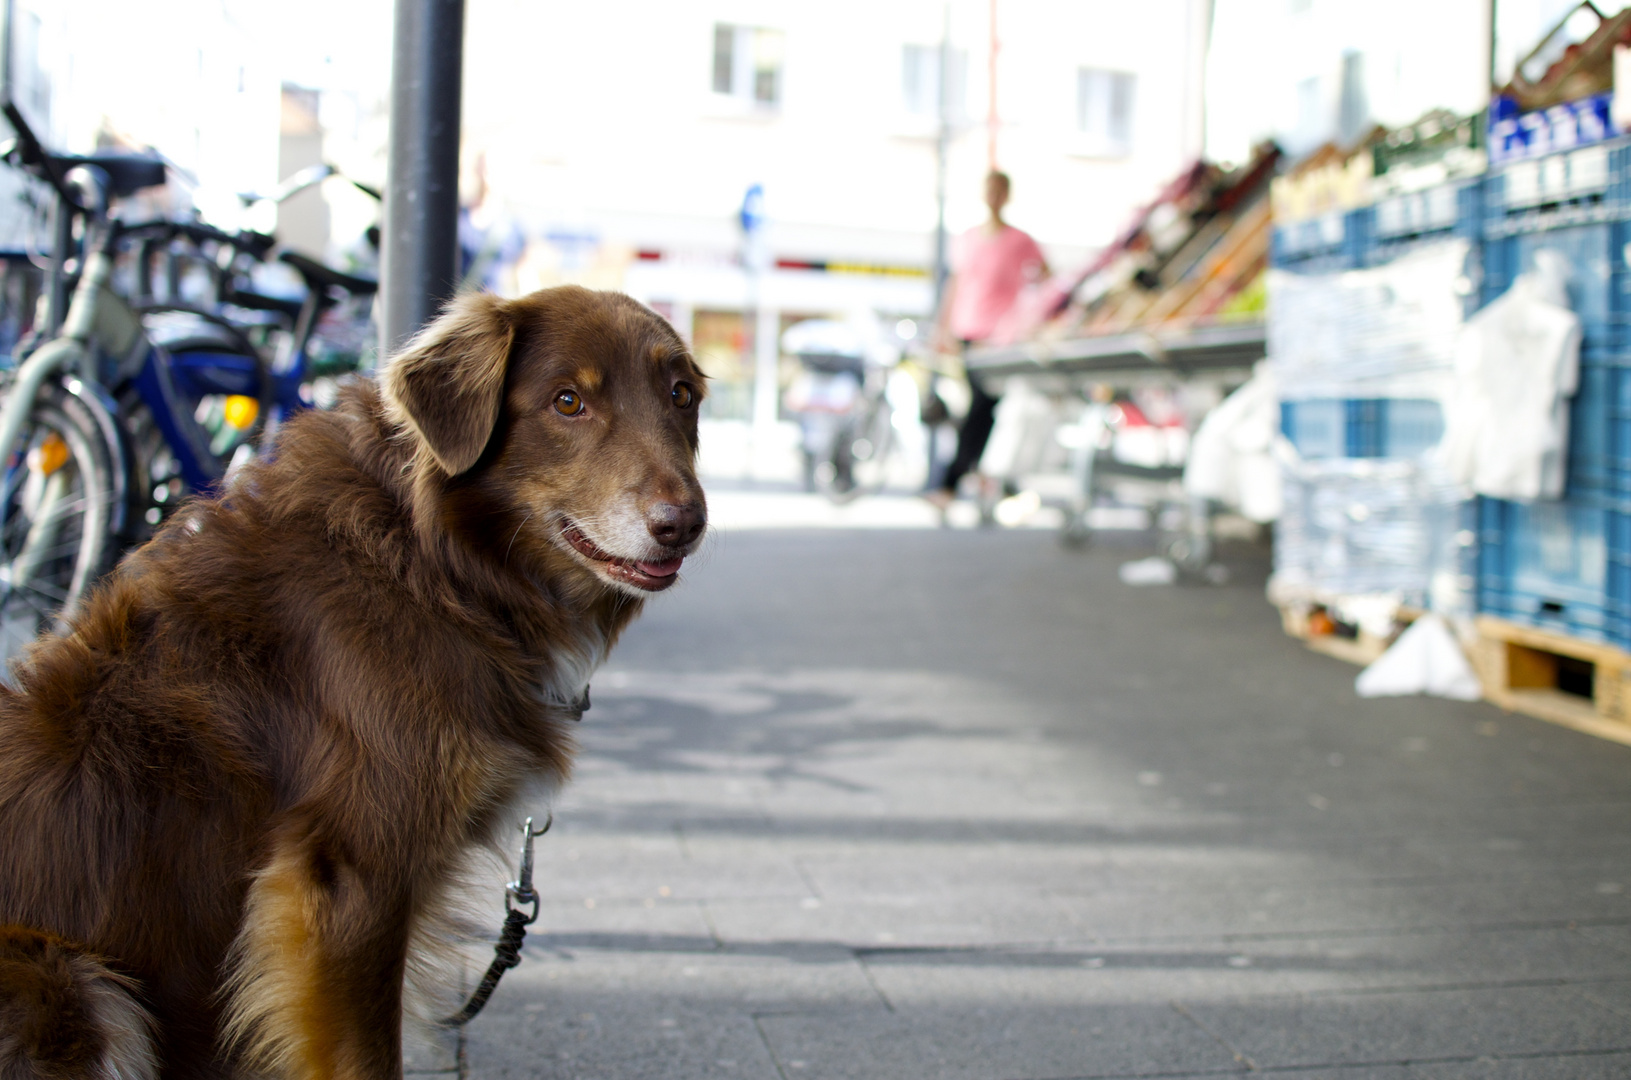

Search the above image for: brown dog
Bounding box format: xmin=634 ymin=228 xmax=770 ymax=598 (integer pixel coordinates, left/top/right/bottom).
xmin=0 ymin=286 xmax=707 ymax=1078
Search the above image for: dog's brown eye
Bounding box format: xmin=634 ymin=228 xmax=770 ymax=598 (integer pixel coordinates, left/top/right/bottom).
xmin=554 ymin=390 xmax=584 ymax=416
xmin=671 ymin=382 xmax=695 ymax=409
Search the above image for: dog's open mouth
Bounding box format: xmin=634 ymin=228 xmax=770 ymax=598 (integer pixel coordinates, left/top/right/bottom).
xmin=560 ymin=521 xmax=684 ymax=592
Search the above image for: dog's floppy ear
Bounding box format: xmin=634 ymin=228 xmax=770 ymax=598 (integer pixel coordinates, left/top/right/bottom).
xmin=383 ymin=293 xmax=515 ymax=476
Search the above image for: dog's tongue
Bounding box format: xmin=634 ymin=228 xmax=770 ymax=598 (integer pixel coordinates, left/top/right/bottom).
xmin=636 ymin=557 xmax=683 ymax=578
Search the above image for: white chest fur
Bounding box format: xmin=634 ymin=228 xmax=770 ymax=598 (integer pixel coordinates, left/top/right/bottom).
xmin=540 ymin=623 xmax=608 ymax=709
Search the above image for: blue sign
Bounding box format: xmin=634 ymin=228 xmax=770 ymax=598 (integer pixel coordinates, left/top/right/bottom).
xmin=1488 ymin=92 xmax=1616 ymax=166
xmin=739 ymin=183 xmax=764 ymax=234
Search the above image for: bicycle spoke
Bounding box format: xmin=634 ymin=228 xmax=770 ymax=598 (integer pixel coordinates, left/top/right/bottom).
xmin=24 ymin=537 xmax=92 ymax=564
xmin=0 ymin=578 xmax=67 ymax=618
xmin=1 ymin=501 xmax=88 ymax=553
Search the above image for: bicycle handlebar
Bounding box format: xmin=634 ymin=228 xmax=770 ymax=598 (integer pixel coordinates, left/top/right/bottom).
xmin=239 ymin=163 xmax=383 ymax=207
xmin=0 ymin=103 xmax=80 ymax=210
xmin=118 ymin=219 xmax=276 ymax=260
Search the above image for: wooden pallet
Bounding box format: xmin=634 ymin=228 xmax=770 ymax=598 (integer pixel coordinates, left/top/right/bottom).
xmin=1278 ymin=602 xmax=1401 ymax=666
xmin=1468 ymin=616 xmax=1631 ymax=748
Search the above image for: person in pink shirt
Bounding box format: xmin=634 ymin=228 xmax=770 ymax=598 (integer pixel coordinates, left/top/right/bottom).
xmin=929 ymin=171 xmax=1048 ymax=508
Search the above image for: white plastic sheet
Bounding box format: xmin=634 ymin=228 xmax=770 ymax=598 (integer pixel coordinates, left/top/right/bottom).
xmin=1265 ymin=240 xmax=1474 ymax=614
xmin=1271 ymin=453 xmax=1467 ymax=610
xmin=1269 ymin=240 xmax=1471 ymax=402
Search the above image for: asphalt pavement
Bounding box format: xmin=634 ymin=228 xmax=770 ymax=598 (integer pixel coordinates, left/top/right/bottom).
xmin=413 ymin=508 xmax=1631 ymax=1080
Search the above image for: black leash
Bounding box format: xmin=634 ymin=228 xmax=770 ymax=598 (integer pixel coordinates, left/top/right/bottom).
xmin=442 ymin=813 xmax=550 ymax=1027
xmin=443 ymin=687 xmax=588 ymax=1026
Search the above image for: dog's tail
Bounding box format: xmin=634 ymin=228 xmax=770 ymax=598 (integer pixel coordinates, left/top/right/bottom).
xmin=0 ymin=925 xmax=158 ymax=1080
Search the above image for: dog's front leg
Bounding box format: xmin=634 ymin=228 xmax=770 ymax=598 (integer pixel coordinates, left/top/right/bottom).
xmin=226 ymin=831 xmax=413 ymax=1080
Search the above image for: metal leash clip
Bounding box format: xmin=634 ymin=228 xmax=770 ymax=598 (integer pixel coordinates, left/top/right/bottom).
xmin=443 ymin=813 xmax=553 ymax=1026
xmin=505 ymin=814 xmax=551 ymax=926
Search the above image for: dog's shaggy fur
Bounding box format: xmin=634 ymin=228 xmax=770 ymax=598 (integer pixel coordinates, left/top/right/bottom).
xmin=0 ymin=286 xmax=707 ymax=1078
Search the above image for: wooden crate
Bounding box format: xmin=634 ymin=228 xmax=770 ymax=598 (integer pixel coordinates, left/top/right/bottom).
xmin=1469 ymin=616 xmax=1631 ymax=748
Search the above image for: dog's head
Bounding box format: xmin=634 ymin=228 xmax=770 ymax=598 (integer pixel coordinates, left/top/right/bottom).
xmin=382 ymin=286 xmax=707 ymax=599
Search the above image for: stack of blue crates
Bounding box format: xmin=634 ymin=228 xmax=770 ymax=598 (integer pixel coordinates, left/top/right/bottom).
xmin=1269 ymin=141 xmax=1631 ymax=646
xmin=1272 ymin=198 xmax=1467 ymax=610
xmin=1475 ymin=138 xmax=1631 ymax=648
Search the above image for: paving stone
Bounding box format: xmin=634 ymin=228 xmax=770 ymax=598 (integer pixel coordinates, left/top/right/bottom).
xmin=403 ymin=1023 xmax=461 ymax=1075
xmin=1408 ymin=1050 xmax=1631 ymax=1077
xmin=752 ymin=1002 xmax=1240 ymax=1080
xmin=1183 ymin=984 xmax=1631 ymax=1069
xmin=852 ymin=928 xmax=1631 ymax=1005
xmin=463 ymin=948 xmax=880 ymax=1080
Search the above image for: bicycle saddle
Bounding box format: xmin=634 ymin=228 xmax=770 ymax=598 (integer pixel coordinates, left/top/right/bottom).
xmin=45 ymin=152 xmax=166 ymax=197
xmin=279 ymin=252 xmax=378 ymax=297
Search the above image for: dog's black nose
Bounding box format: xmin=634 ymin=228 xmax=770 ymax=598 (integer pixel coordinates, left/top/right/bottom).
xmin=646 ymin=502 xmax=705 ymax=547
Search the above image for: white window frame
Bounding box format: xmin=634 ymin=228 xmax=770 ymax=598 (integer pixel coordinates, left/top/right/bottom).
xmin=901 ymin=43 xmax=967 ymax=124
xmin=711 ymin=23 xmax=784 ymax=112
xmin=1074 ymin=67 xmax=1135 ymax=159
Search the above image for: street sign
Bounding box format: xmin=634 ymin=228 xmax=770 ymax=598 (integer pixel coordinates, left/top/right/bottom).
xmin=739 ymin=182 xmax=764 ymax=234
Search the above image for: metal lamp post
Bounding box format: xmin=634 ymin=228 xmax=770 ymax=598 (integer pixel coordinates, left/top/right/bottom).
xmin=380 ymin=0 xmax=466 ymax=357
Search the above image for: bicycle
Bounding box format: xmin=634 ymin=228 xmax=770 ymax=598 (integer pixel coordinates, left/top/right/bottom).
xmin=0 ymin=103 xmax=376 ymax=663
xmin=125 ymin=221 xmax=377 ymax=522
xmin=782 ymin=318 xmax=906 ymax=504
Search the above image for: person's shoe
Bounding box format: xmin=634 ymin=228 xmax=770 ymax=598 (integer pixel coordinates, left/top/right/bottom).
xmin=922 ymin=488 xmax=954 ymax=511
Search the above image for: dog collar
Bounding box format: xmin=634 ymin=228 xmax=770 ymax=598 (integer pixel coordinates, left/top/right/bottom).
xmin=565 ymin=685 xmax=590 ymax=721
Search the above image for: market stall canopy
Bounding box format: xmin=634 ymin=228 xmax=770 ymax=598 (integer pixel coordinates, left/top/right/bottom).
xmin=968 ymin=143 xmax=1280 ymax=382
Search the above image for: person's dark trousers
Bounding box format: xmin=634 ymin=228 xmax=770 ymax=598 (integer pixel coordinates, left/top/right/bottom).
xmin=940 ymin=376 xmax=998 ymax=495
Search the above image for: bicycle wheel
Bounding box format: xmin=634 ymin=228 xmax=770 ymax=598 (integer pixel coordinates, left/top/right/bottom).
xmin=0 ymin=382 xmax=117 ymax=667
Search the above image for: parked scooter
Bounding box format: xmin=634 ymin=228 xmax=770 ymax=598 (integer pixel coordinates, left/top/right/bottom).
xmin=781 ymin=317 xmax=902 ymax=503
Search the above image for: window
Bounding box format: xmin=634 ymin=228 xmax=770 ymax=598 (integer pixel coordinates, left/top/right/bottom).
xmin=902 ymin=44 xmax=967 ymax=122
xmin=1076 ymin=69 xmax=1134 ymax=157
xmin=712 ymin=24 xmax=784 ymax=108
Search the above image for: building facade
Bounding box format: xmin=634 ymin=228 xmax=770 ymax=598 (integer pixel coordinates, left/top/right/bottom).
xmin=458 ymin=0 xmax=1209 ymax=420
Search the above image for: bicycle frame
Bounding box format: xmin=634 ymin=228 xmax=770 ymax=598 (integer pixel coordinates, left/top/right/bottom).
xmin=0 ymin=247 xmax=132 ymax=470
xmin=0 ymin=238 xmax=230 ymax=490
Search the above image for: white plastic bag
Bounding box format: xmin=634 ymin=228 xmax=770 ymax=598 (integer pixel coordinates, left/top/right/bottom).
xmin=1118 ymin=556 xmax=1178 ymax=586
xmin=1442 ymin=249 xmax=1581 ymax=501
xmin=1184 ymin=363 xmax=1282 ymax=523
xmin=1354 ymin=613 xmax=1482 ymax=701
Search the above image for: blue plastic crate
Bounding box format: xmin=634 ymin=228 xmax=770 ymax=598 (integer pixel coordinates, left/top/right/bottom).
xmin=1611 ymin=141 xmax=1631 ymax=215
xmin=1480 ymin=218 xmax=1631 ymax=352
xmin=1485 ymin=141 xmax=1617 ymax=218
xmin=1346 ymin=399 xmax=1384 ymax=458
xmin=1609 ymin=506 xmax=1631 ymax=646
xmin=1367 ymin=180 xmax=1482 ymax=266
xmin=1281 ymin=399 xmax=1443 ymax=459
xmin=1271 ymin=207 xmax=1369 ymax=272
xmin=1561 ymin=356 xmax=1628 ymax=499
xmin=1280 ymin=399 xmax=1346 ymax=458
xmin=1475 ymin=496 xmax=1631 ymax=646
